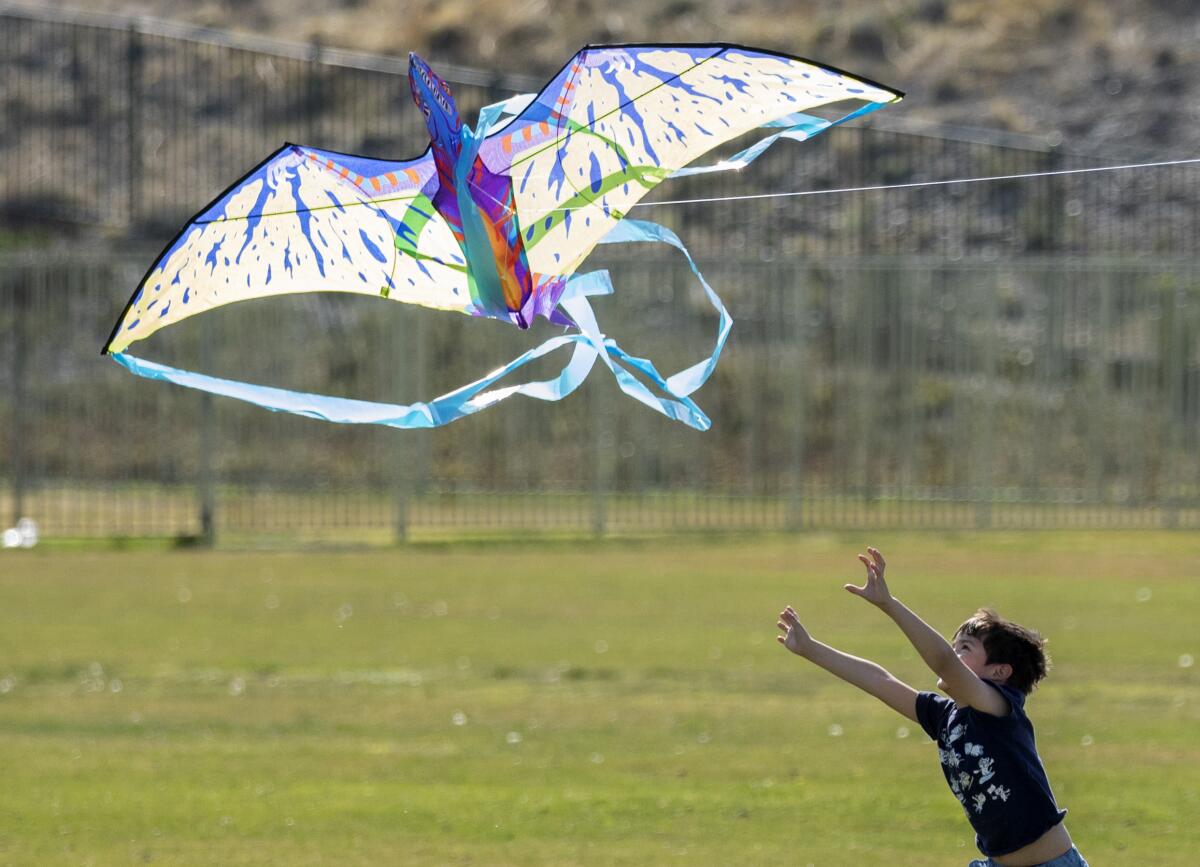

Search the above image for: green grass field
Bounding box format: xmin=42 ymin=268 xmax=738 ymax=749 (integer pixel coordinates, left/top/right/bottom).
xmin=1 ymin=532 xmax=1197 ymax=865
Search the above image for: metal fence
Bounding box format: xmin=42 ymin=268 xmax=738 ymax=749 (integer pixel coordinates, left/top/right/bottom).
xmin=2 ymin=5 xmax=1199 ymax=539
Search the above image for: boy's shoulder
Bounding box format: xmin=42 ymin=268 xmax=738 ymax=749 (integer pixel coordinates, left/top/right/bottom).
xmin=917 ymin=681 xmax=1030 ymax=741
xmin=981 ymin=679 xmax=1027 ymax=716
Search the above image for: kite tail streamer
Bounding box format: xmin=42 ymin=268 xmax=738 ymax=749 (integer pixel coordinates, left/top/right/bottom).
xmin=106 ymin=216 xmax=728 ymax=431
xmin=669 ymin=101 xmax=889 ymax=179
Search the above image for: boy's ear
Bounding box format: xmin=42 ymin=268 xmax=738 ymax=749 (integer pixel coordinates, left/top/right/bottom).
xmin=988 ymin=662 xmax=1013 ymax=684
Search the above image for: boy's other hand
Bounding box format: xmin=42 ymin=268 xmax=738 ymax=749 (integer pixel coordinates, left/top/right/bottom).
xmin=777 ymin=606 xmax=813 ymax=656
xmin=846 ymin=546 xmax=894 ymax=609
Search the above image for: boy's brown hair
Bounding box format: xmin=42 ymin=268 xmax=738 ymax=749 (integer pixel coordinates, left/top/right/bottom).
xmin=955 ymin=608 xmax=1049 ymax=695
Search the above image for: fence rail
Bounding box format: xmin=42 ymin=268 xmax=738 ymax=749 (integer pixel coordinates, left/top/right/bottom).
xmin=2 ymin=8 xmax=1199 ymax=540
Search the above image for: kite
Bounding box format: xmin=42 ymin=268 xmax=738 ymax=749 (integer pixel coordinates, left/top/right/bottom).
xmin=103 ymin=44 xmax=901 ymax=429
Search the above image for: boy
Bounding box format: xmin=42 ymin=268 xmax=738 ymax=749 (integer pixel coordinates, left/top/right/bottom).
xmin=776 ymin=547 xmax=1086 ymax=867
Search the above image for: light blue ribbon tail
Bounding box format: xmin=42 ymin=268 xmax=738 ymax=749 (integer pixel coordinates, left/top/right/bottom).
xmin=669 ymin=102 xmax=888 ymax=178
xmin=534 ymin=216 xmax=734 ymax=431
xmin=595 ymin=218 xmax=733 ymax=398
xmin=108 ymin=324 xmax=604 ymax=429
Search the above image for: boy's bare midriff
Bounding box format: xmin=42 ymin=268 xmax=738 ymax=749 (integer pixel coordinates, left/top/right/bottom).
xmin=992 ymin=822 xmax=1072 ymax=867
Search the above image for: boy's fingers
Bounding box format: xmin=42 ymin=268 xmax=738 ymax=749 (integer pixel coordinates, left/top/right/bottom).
xmin=844 ymin=583 xmax=863 ymax=596
xmin=869 ymin=547 xmax=886 ymax=569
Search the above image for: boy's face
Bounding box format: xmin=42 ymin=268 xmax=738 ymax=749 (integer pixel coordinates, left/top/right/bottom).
xmin=952 ymin=632 xmax=991 ymax=677
xmin=941 ymin=630 xmax=1013 ymax=690
xmin=937 ymin=630 xmax=1009 ymax=691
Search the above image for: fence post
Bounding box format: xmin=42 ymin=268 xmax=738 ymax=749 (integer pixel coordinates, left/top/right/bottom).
xmin=307 ymin=39 xmax=323 ymax=143
xmin=787 ymin=263 xmax=807 ymax=532
xmin=393 ymin=309 xmax=411 ymax=543
xmin=7 ymin=267 xmax=29 ymax=528
xmin=1088 ymin=268 xmax=1111 ymax=506
xmin=590 ymin=376 xmax=609 ymax=538
xmin=414 ymin=312 xmax=430 ymax=498
xmin=975 ymin=268 xmax=996 ymax=529
xmin=1165 ymin=284 xmax=1185 ymax=529
xmin=126 ymin=24 xmax=143 ymax=230
xmin=197 ymin=316 xmax=216 ymax=546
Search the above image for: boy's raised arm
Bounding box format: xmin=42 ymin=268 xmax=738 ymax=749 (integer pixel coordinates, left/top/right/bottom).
xmin=848 ymin=548 xmax=1008 ymax=717
xmin=777 ymin=606 xmax=919 ymax=723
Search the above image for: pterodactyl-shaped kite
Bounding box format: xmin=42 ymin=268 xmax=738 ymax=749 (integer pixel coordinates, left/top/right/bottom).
xmin=104 ymin=45 xmax=901 ymax=429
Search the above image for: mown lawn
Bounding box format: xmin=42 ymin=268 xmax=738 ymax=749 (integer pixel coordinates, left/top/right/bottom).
xmin=1 ymin=531 xmax=1197 ymax=864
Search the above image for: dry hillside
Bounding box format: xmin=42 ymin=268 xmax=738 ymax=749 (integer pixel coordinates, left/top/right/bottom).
xmin=45 ymin=0 xmax=1200 ymax=158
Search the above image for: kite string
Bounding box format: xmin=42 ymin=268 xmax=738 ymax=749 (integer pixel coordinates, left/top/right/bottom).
xmin=466 ymin=155 xmax=1200 ymax=219
xmin=618 ymin=156 xmax=1200 ymax=211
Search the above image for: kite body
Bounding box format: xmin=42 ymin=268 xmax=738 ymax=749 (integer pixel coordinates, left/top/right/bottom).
xmin=408 ymin=53 xmax=562 ymax=329
xmin=105 ymin=44 xmax=901 ymax=429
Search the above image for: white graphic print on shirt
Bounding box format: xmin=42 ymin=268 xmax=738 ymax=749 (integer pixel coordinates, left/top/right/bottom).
xmin=940 ymin=747 xmax=962 ymax=769
xmin=939 ymin=729 xmax=1008 ymax=816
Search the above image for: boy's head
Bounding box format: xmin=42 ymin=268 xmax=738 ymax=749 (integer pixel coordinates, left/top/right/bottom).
xmin=953 ymin=608 xmax=1049 ymax=694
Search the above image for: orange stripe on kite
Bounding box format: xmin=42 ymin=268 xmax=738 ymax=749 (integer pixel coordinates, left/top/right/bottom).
xmin=522 ymin=126 xmax=533 ymax=141
xmin=404 ymin=168 xmax=420 ymax=184
xmin=385 ymin=172 xmax=398 ymax=186
xmin=370 ymin=177 xmax=382 ymax=192
xmin=539 ymin=121 xmax=550 ymax=136
xmin=502 ymin=135 xmax=513 ymax=154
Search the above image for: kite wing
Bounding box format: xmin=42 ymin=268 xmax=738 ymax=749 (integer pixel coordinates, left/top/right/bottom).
xmin=104 ymin=144 xmax=469 ymax=355
xmin=477 ymin=44 xmax=901 ymax=277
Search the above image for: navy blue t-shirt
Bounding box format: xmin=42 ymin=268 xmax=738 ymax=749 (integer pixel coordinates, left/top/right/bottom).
xmin=916 ymin=680 xmax=1066 ymax=857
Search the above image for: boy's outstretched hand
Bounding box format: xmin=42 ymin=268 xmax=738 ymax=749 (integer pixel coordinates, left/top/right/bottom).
xmin=777 ymin=606 xmax=813 ymax=657
xmin=846 ymin=546 xmax=894 ymax=609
